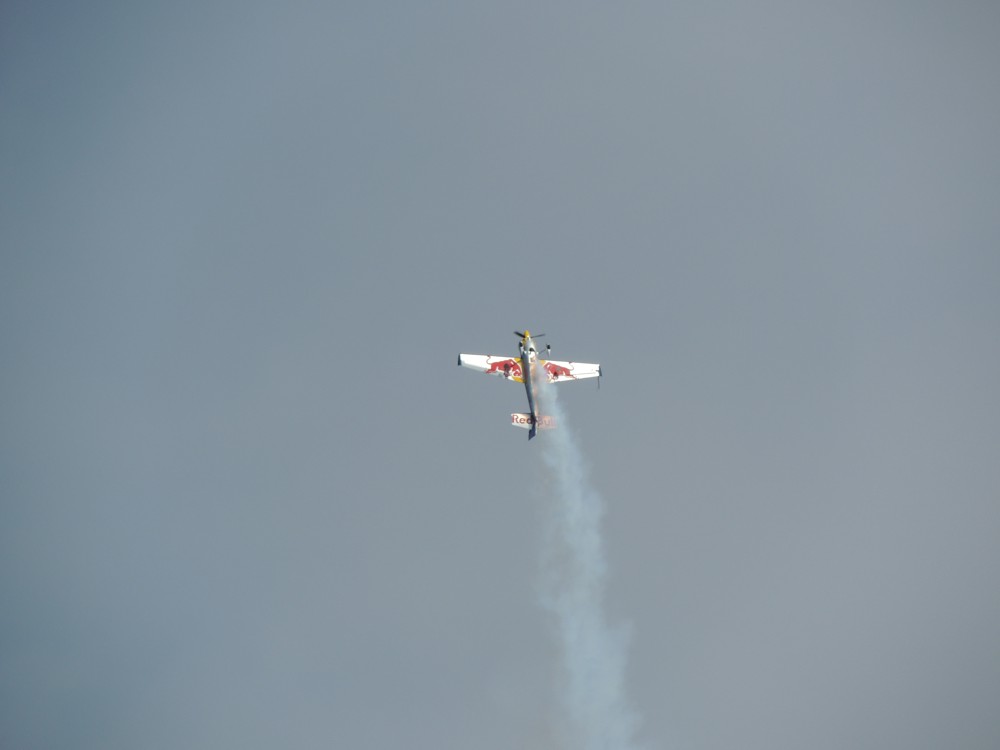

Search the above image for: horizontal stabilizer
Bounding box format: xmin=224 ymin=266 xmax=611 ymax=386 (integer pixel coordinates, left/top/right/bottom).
xmin=511 ymin=413 xmax=556 ymax=430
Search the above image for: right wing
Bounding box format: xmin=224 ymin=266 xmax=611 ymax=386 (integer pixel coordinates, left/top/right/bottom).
xmin=538 ymin=359 xmax=602 ymax=383
xmin=457 ymin=354 xmax=524 ymax=383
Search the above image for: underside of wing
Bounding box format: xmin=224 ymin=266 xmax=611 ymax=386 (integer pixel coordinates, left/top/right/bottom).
xmin=538 ymin=359 xmax=602 ymax=383
xmin=457 ymin=354 xmax=524 ymax=383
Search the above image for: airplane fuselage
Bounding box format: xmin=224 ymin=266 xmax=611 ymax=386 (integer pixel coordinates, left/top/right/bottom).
xmin=520 ymin=342 xmax=539 ymax=439
xmin=521 ymin=347 xmax=538 ymax=440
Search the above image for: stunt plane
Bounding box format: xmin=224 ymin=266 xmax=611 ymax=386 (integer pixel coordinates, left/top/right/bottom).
xmin=458 ymin=331 xmax=602 ymax=439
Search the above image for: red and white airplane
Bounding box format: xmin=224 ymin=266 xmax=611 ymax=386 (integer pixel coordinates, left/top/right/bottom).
xmin=458 ymin=330 xmax=602 ymax=439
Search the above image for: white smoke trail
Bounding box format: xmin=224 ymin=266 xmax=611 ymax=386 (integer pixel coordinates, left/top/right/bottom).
xmin=536 ymin=380 xmax=642 ymax=750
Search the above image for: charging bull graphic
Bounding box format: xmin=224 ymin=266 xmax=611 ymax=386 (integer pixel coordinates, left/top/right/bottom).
xmin=485 ymin=358 xmax=522 ymax=379
xmin=544 ymin=361 xmax=575 ymax=381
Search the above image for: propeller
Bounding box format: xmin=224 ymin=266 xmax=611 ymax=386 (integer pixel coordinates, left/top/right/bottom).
xmin=514 ymin=331 xmax=545 ymax=339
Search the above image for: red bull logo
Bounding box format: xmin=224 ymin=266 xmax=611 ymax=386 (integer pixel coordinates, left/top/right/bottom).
xmin=486 ymin=358 xmax=522 ymax=379
xmin=511 ymin=413 xmax=556 ymax=429
xmin=544 ymin=362 xmax=574 ymax=381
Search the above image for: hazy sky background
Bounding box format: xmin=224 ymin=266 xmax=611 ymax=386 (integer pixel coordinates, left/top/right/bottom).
xmin=3 ymin=2 xmax=999 ymax=748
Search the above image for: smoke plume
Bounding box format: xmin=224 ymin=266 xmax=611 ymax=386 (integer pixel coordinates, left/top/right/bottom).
xmin=536 ymin=381 xmax=642 ymax=750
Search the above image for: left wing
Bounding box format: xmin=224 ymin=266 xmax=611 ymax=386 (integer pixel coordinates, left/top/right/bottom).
xmin=457 ymin=354 xmax=525 ymax=383
xmin=538 ymin=359 xmax=602 ymax=383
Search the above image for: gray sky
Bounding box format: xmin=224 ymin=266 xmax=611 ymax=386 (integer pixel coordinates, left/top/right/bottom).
xmin=3 ymin=2 xmax=999 ymax=748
